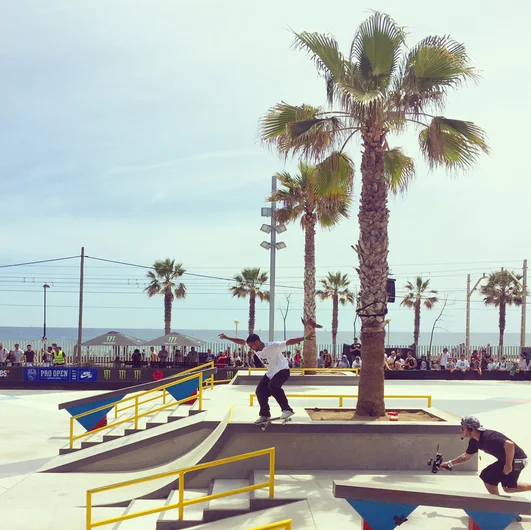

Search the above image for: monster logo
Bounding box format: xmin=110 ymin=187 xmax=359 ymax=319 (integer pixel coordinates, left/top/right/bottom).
xmin=103 ymin=369 xmax=111 ymax=380
xmin=119 ymin=369 xmax=126 ymax=380
xmin=134 ymin=370 xmax=142 ymax=380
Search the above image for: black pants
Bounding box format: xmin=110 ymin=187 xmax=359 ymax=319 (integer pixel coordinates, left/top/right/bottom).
xmin=255 ymin=369 xmax=292 ymax=417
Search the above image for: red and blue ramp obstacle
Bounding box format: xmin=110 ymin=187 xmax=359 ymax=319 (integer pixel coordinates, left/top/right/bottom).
xmin=333 ymin=481 xmax=531 ymax=530
xmin=63 ymin=376 xmax=200 ymax=432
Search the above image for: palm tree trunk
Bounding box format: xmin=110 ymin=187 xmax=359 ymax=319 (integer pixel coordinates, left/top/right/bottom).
xmin=414 ymin=300 xmax=421 ymax=348
xmin=332 ymin=294 xmax=339 ymax=360
xmin=499 ymin=300 xmax=506 ymax=357
xmin=355 ymin=141 xmax=388 ymax=418
xmin=164 ymin=293 xmax=172 ymax=335
xmin=249 ymin=293 xmax=256 ymax=335
xmin=303 ymin=215 xmax=317 ymax=369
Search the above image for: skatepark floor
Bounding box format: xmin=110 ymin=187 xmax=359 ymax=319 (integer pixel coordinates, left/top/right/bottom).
xmin=1 ymin=379 xmax=531 ymax=529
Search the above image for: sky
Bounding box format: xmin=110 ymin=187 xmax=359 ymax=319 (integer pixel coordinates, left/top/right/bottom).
xmin=1 ymin=0 xmax=531 ymax=338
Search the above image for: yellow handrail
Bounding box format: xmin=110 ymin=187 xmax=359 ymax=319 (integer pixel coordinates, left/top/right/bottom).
xmin=115 ymin=361 xmax=214 ymax=415
xmin=69 ymin=371 xmax=204 ymax=448
xmin=246 ymin=367 xmax=359 ymax=376
xmin=86 ymin=447 xmax=276 ymax=530
xmin=249 ymin=393 xmax=432 ymax=408
xmin=249 ymin=519 xmax=293 ymax=530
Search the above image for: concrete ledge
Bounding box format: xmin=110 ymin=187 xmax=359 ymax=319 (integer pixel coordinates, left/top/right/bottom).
xmin=43 ymin=413 xmax=215 ymax=473
xmin=333 ymin=480 xmax=531 ymax=514
xmin=183 ymin=408 xmax=475 ymax=488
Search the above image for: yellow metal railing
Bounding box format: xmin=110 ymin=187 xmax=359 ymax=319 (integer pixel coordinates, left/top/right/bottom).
xmin=246 ymin=367 xmax=359 ymax=376
xmin=249 ymin=393 xmax=432 ymax=408
xmin=69 ymin=371 xmax=204 ymax=449
xmin=114 ymin=361 xmax=215 ymax=416
xmin=86 ymin=447 xmax=276 ymax=530
xmin=249 ymin=519 xmax=293 ymax=530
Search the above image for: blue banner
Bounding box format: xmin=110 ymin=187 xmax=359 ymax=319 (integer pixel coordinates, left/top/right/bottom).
xmin=24 ymin=367 xmax=98 ymax=383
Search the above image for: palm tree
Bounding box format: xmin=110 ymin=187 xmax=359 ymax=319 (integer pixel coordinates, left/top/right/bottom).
xmin=260 ymin=12 xmax=488 ymax=416
xmin=230 ymin=268 xmax=269 ymax=335
xmin=400 ymin=276 xmax=438 ymax=348
xmin=269 ymin=160 xmax=353 ymax=369
xmin=480 ymin=270 xmax=524 ymax=354
xmin=145 ymin=259 xmax=186 ymax=335
xmin=316 ymin=272 xmax=355 ymax=358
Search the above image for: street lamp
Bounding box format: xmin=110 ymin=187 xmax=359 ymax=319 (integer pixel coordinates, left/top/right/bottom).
xmin=234 ymin=320 xmax=239 ymax=338
xmin=43 ymin=284 xmax=50 ymax=341
xmin=260 ymin=176 xmax=287 ymax=341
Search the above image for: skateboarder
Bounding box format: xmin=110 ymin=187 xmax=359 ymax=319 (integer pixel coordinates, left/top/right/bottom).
xmin=219 ymin=322 xmax=317 ymax=424
xmin=442 ymin=416 xmax=531 ymax=496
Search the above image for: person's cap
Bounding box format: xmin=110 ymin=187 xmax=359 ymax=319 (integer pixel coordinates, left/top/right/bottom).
xmin=461 ymin=415 xmax=486 ymax=431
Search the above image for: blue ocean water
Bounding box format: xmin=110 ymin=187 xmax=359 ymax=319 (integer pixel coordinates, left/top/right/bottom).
xmin=0 ymin=326 xmax=523 ymax=347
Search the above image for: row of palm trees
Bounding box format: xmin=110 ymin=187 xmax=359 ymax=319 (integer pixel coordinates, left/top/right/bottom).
xmin=144 ymin=259 xmax=355 ymax=356
xmin=145 ymin=261 xmax=525 ymax=365
xmin=402 ymin=272 xmax=526 ymax=351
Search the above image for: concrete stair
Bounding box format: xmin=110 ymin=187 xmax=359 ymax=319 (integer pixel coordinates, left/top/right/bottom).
xmin=112 ymin=475 xmax=300 ymax=530
xmin=60 ymin=399 xmax=194 ymax=454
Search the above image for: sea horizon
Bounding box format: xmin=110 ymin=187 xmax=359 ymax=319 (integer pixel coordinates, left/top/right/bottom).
xmin=0 ymin=326 xmax=525 ymax=348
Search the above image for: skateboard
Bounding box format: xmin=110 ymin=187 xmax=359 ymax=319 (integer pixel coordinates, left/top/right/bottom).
xmin=256 ymin=416 xmax=293 ymax=431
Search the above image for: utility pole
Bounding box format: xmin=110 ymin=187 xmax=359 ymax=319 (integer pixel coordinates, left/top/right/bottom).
xmin=522 ymin=259 xmax=527 ymax=349
xmin=506 ymin=260 xmax=528 ymax=350
xmin=76 ymin=247 xmax=85 ymax=365
xmin=466 ymin=273 xmax=486 ymax=352
xmin=269 ymin=176 xmax=277 ymax=342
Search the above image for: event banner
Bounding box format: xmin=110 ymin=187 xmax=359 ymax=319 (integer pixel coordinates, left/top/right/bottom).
xmin=24 ymin=367 xmax=99 ymax=383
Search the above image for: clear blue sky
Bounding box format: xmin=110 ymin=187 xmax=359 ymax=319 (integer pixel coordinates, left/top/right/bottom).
xmin=1 ymin=0 xmax=530 ymax=336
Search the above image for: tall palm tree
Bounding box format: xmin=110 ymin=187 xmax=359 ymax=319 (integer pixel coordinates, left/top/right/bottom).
xmin=270 ymin=160 xmax=353 ymax=369
xmin=260 ymin=12 xmax=488 ymax=416
xmin=400 ymin=276 xmax=438 ymax=348
xmin=145 ymin=259 xmax=186 ymax=335
xmin=316 ymin=272 xmax=355 ymax=358
xmin=230 ymin=268 xmax=269 ymax=335
xmin=480 ymin=270 xmax=524 ymax=354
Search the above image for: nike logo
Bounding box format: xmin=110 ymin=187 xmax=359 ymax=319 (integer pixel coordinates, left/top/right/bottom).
xmin=80 ymin=372 xmax=92 ymax=379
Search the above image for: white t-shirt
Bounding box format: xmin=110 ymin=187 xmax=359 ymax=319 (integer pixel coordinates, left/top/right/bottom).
xmin=0 ymin=348 xmax=7 ymax=362
xmin=439 ymin=352 xmax=449 ymax=365
xmin=518 ymin=359 xmax=528 ymax=370
xmin=12 ymin=349 xmax=24 ymax=362
xmin=455 ymin=359 xmax=469 ymax=370
xmin=256 ymin=341 xmax=289 ymax=378
xmin=497 ymin=361 xmax=508 ymax=371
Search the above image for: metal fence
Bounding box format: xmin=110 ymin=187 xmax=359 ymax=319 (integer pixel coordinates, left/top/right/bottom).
xmin=0 ymin=338 xmax=524 ymax=365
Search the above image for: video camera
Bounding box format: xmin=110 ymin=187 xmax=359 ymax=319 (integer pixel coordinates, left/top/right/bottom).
xmin=427 ymin=444 xmax=444 ymax=474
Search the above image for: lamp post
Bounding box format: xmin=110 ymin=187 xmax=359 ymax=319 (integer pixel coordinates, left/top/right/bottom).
xmin=261 ymin=176 xmax=287 ymax=341
xmin=234 ymin=320 xmax=239 ymax=339
xmin=43 ymin=284 xmax=50 ymax=341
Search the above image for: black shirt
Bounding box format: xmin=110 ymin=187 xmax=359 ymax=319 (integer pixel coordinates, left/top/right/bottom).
xmin=24 ymin=350 xmax=35 ymax=362
xmin=466 ymin=429 xmax=527 ymax=462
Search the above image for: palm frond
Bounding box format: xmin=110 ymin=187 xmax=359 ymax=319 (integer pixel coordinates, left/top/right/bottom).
xmin=260 ymin=102 xmax=343 ymax=160
xmin=350 ymin=11 xmax=405 ymax=86
xmin=292 ymin=31 xmax=346 ymax=104
xmin=384 ymin=147 xmax=415 ymax=194
xmin=314 ymin=151 xmax=355 ymax=196
xmin=401 ymin=35 xmax=478 ymax=108
xmin=174 ymin=283 xmax=186 ymax=299
xmin=419 ymin=117 xmax=489 ymax=171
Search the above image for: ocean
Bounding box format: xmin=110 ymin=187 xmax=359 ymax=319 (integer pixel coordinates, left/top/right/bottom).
xmin=0 ymin=326 xmax=523 ymax=348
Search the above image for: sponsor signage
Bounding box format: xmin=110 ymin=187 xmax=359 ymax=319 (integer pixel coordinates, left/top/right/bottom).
xmin=0 ymin=369 xmax=10 ymax=378
xmin=24 ymin=368 xmax=98 ymax=383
